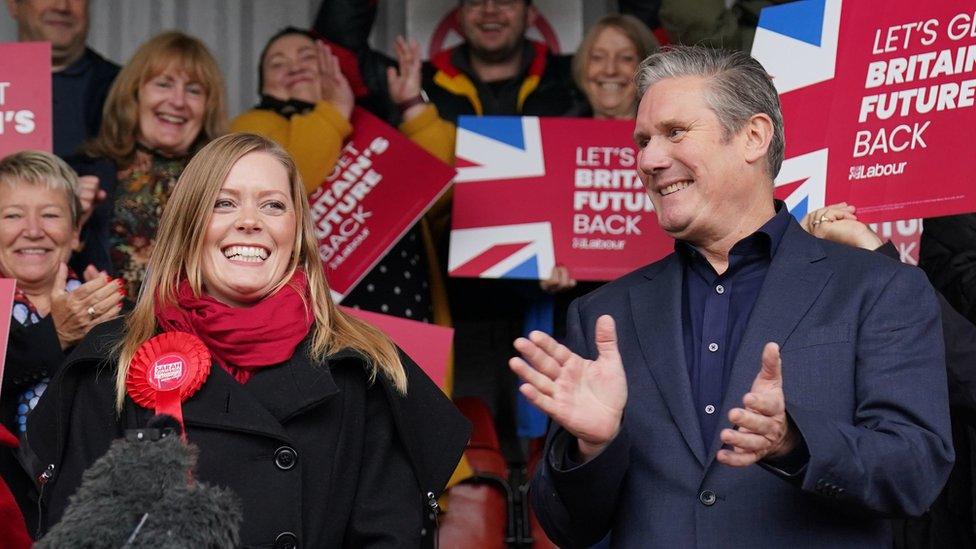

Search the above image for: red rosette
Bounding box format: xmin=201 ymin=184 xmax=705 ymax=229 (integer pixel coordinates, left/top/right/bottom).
xmin=126 ymin=332 xmax=211 ymax=433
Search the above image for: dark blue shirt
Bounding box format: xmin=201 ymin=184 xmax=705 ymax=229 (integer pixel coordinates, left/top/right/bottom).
xmin=677 ymin=201 xmax=791 ymax=449
xmin=53 ymin=48 xmax=119 ymax=158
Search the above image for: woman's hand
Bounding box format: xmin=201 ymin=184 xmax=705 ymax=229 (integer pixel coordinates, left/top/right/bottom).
xmin=318 ymin=42 xmax=354 ymax=120
xmin=540 ymin=265 xmax=577 ymax=293
xmin=76 ymin=175 xmax=105 ymax=231
xmin=386 ymin=36 xmax=426 ymax=121
xmin=49 ymin=263 xmax=125 ymax=349
xmin=801 ymin=203 xmax=883 ymax=250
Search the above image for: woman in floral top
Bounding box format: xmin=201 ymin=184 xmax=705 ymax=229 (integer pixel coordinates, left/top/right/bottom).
xmin=69 ymin=31 xmax=227 ymax=299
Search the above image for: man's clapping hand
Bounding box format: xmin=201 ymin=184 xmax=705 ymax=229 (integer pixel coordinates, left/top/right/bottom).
xmin=717 ymin=342 xmax=798 ymax=467
xmin=509 ymin=315 xmax=627 ymax=462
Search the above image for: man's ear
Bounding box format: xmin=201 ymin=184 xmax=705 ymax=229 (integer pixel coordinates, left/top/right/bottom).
xmin=742 ymin=113 xmax=773 ymax=166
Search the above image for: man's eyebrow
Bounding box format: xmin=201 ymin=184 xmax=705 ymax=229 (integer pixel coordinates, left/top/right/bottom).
xmin=654 ymin=118 xmax=683 ymax=131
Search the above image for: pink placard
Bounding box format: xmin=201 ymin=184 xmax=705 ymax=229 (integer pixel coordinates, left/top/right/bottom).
xmin=449 ymin=116 xmax=673 ymax=282
xmin=341 ymin=306 xmax=452 ymax=390
xmin=0 ymin=279 xmax=18 ymax=396
xmin=753 ymin=1 xmax=976 ymax=223
xmin=311 ymin=107 xmax=455 ymax=300
xmin=0 ymin=42 xmax=52 ymax=157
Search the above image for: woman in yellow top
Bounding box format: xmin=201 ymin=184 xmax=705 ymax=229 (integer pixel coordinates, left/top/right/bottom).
xmin=232 ymin=27 xmax=455 ymax=330
xmin=232 ymin=28 xmax=454 ymax=190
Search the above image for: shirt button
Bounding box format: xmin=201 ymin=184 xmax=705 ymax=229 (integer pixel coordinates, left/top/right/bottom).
xmin=708 ymin=342 xmax=719 ymax=352
xmin=715 ymin=284 xmax=725 ymax=294
xmin=705 ymin=404 xmax=715 ymax=414
xmin=699 ymin=489 xmax=717 ymax=506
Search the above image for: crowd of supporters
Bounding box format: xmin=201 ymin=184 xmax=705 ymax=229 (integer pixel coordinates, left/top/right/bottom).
xmin=1 ymin=0 xmax=975 ymax=547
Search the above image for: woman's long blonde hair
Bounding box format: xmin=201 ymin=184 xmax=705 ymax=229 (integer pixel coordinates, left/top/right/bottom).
xmin=85 ymin=31 xmax=227 ymax=167
xmin=114 ymin=133 xmax=405 ymax=409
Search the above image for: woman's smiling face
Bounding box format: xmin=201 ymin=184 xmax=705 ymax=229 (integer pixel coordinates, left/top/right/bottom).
xmin=200 ymin=151 xmax=297 ymax=307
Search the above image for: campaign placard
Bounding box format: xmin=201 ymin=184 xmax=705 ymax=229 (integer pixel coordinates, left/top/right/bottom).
xmin=448 ymin=116 xmax=675 ymax=282
xmin=0 ymin=42 xmax=52 ymax=157
xmin=341 ymin=306 xmax=453 ymax=390
xmin=0 ymin=279 xmax=17 ymax=397
xmin=312 ymin=107 xmax=455 ymax=300
xmin=753 ymin=0 xmax=976 ymax=222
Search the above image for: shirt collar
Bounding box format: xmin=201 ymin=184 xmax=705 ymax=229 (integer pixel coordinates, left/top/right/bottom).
xmin=256 ymin=94 xmax=315 ymax=118
xmin=58 ymin=47 xmax=95 ymax=77
xmin=675 ymin=199 xmax=791 ymax=263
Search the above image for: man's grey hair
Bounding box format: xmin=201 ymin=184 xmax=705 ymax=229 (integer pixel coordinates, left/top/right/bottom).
xmin=636 ymin=45 xmax=785 ymax=179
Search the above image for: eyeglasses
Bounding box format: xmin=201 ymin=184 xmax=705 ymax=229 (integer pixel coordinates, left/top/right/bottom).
xmin=461 ymin=0 xmax=522 ymax=9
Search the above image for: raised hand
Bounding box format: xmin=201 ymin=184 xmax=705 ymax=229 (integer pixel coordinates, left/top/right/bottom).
xmin=49 ymin=263 xmax=125 ymax=349
xmin=540 ymin=265 xmax=577 ymax=294
xmin=76 ymin=175 xmax=105 ymax=230
xmin=509 ymin=315 xmax=627 ymax=462
xmin=802 ymin=202 xmax=884 ymax=251
xmin=717 ymin=342 xmax=797 ymax=467
xmin=386 ymin=36 xmax=425 ymax=118
xmin=318 ymin=42 xmax=354 ymax=120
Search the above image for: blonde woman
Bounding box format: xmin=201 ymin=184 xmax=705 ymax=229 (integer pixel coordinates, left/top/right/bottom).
xmin=572 ymin=14 xmax=658 ymax=120
xmin=70 ymin=31 xmax=227 ymax=300
xmin=0 ymin=150 xmax=123 ymax=531
xmin=25 ymin=133 xmax=469 ymax=546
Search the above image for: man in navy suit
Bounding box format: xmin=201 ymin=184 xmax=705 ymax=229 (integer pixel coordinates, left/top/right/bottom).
xmin=510 ymin=46 xmax=954 ymax=548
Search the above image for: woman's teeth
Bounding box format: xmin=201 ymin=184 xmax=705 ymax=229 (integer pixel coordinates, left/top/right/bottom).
xmin=157 ymin=113 xmax=186 ymax=124
xmin=223 ymin=245 xmax=269 ymax=262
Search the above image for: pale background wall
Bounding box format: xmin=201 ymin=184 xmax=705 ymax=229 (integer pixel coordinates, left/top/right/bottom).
xmin=0 ymin=0 xmax=615 ymax=118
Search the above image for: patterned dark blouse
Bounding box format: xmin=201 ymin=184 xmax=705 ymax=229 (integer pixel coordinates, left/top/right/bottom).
xmin=109 ymin=148 xmax=188 ymax=299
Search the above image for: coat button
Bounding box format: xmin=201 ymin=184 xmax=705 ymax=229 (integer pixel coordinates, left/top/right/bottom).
xmin=274 ymin=446 xmax=298 ymax=471
xmin=274 ymin=531 xmax=298 ymax=549
xmin=699 ymin=489 xmax=717 ymax=506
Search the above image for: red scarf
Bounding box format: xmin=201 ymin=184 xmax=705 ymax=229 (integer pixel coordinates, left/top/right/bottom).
xmin=155 ymin=271 xmax=314 ymax=384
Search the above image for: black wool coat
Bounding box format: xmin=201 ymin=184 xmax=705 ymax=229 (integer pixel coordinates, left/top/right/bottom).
xmin=21 ymin=318 xmax=470 ymax=548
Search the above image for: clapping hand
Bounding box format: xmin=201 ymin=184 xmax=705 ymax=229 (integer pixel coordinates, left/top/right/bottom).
xmin=717 ymin=342 xmax=798 ymax=467
xmin=76 ymin=175 xmax=105 ymax=233
xmin=509 ymin=315 xmax=627 ymax=462
xmin=386 ymin=36 xmax=425 ymax=120
xmin=49 ymin=263 xmax=125 ymax=350
xmin=318 ymin=42 xmax=354 ymax=120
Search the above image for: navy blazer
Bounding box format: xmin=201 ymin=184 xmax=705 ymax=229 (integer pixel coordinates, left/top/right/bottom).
xmin=532 ymin=218 xmax=954 ymax=548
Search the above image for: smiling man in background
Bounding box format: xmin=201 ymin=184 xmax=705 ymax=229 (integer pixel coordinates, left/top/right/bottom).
xmin=6 ymin=0 xmax=119 ymax=157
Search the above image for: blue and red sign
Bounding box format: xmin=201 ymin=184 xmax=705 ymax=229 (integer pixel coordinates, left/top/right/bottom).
xmin=753 ymin=0 xmax=976 ymax=222
xmin=449 ymin=116 xmax=673 ymax=282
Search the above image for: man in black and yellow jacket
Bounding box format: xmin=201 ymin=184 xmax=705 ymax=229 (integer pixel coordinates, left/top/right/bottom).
xmin=315 ymin=0 xmax=579 ymax=461
xmin=422 ymin=0 xmax=575 ymax=122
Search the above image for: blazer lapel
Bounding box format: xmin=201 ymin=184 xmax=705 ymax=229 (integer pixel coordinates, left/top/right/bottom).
xmin=631 ymin=255 xmax=707 ymax=466
xmin=704 ymin=222 xmax=832 ymax=467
